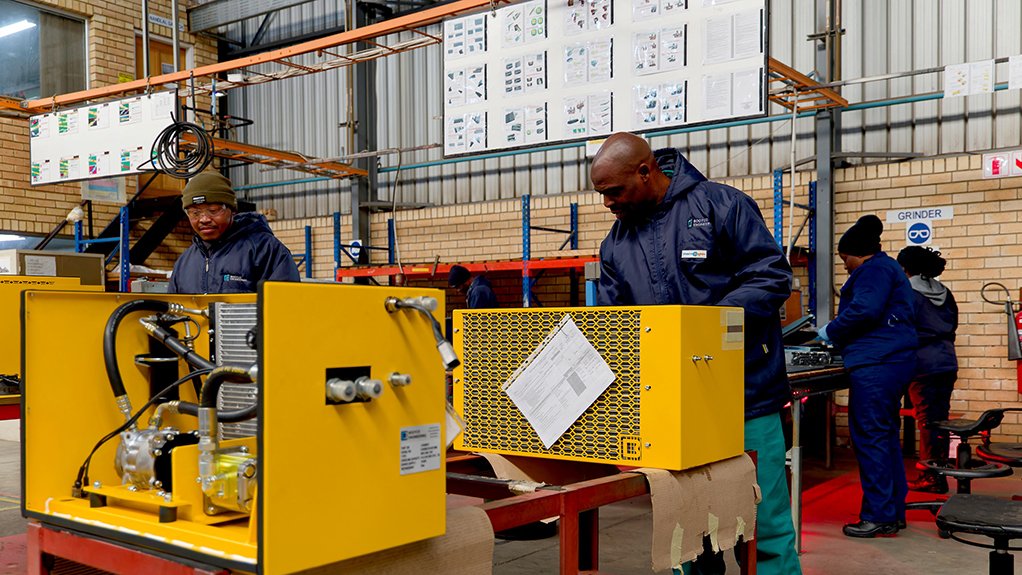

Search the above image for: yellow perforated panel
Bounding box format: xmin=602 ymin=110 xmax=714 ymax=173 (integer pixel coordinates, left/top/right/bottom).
xmin=454 ymin=305 xmax=746 ymax=470
xmin=458 ymin=309 xmax=640 ymax=460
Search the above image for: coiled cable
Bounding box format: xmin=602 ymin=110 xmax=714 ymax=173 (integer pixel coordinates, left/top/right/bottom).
xmin=150 ymin=118 xmax=214 ymax=179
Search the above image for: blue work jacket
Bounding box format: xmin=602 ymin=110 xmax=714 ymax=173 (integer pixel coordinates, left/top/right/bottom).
xmin=467 ymin=275 xmax=499 ymax=308
xmin=827 ymin=252 xmax=918 ymax=369
xmin=910 ymin=280 xmax=958 ymax=377
xmin=597 ymin=148 xmax=794 ymax=420
xmin=168 ymin=212 xmax=301 ymax=294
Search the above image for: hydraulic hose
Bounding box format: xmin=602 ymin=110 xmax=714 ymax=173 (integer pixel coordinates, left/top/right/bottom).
xmin=156 ymin=400 xmax=257 ymax=424
xmin=200 ymin=365 xmax=255 ymax=409
xmin=140 ymin=319 xmax=215 ymax=371
xmin=105 ymin=300 xmax=171 ymax=421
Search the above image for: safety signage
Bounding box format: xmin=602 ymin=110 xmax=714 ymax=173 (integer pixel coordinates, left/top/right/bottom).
xmin=982 ymin=149 xmax=1022 ymax=179
xmin=906 ymin=220 xmax=932 ymax=246
xmin=886 ymin=206 xmax=953 ymax=224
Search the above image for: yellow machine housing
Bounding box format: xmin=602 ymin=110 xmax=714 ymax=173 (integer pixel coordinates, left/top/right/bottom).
xmin=23 ymin=283 xmax=447 ymax=574
xmin=0 ymin=275 xmax=102 ymax=376
xmin=453 ymin=305 xmax=744 ymax=470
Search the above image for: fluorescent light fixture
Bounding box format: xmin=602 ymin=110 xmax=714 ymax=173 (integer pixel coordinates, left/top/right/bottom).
xmin=0 ymin=234 xmax=26 ymax=242
xmin=0 ymin=19 xmax=36 ymax=39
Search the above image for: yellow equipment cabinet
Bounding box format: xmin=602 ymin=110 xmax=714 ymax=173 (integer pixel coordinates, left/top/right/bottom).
xmin=0 ymin=275 xmax=102 ymax=376
xmin=453 ymin=305 xmax=744 ymax=470
xmin=23 ymin=283 xmax=448 ymax=574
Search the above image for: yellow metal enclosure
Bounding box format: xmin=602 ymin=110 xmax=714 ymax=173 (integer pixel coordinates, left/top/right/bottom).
xmin=0 ymin=275 xmax=102 ymax=376
xmin=453 ymin=305 xmax=744 ymax=470
xmin=23 ymin=283 xmax=447 ymax=574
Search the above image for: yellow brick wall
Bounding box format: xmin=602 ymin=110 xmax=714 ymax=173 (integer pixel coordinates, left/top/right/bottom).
xmin=269 ymin=154 xmax=1022 ymax=443
xmin=0 ymin=0 xmax=216 ymax=262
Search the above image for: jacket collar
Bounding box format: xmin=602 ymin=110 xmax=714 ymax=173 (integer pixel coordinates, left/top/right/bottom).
xmin=654 ymin=148 xmax=707 ymax=210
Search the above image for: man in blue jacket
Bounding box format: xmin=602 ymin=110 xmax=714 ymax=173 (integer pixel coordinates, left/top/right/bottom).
xmin=593 ymin=133 xmax=800 ymax=575
xmin=449 ymin=264 xmax=499 ymax=308
xmin=818 ymin=215 xmax=917 ymax=537
xmin=168 ymin=172 xmax=301 ymax=294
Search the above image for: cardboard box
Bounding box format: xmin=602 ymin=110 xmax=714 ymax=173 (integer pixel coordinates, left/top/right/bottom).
xmin=0 ymin=250 xmax=105 ymax=286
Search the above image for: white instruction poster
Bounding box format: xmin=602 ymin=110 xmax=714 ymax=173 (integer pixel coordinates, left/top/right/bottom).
xmin=503 ymin=315 xmax=616 ymax=449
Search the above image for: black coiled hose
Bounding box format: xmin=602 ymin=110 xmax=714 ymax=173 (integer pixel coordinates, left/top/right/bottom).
xmin=151 ymin=119 xmax=214 ymax=179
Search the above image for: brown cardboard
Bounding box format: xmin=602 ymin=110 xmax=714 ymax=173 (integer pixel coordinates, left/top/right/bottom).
xmin=297 ymin=505 xmax=495 ymax=575
xmin=638 ymin=454 xmax=760 ymax=572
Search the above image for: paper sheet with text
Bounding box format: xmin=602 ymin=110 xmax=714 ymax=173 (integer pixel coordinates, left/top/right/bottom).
xmin=503 ymin=315 xmax=616 ymax=449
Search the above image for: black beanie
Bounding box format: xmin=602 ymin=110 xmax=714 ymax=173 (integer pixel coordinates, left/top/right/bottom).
xmin=838 ymin=215 xmax=883 ymax=256
xmin=448 ymin=264 xmax=470 ymax=287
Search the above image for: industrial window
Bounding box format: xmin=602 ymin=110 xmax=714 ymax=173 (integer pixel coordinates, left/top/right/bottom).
xmin=0 ymin=0 xmax=86 ymax=100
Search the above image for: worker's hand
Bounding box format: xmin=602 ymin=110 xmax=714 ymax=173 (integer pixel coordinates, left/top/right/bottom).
xmin=816 ymin=322 xmax=831 ymax=344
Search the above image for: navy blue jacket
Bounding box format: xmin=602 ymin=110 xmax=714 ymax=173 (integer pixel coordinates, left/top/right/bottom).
xmin=168 ymin=212 xmax=301 ymax=294
xmin=827 ymin=252 xmax=917 ymax=369
xmin=467 ymin=275 xmax=499 ymax=308
xmin=597 ymin=148 xmax=794 ymax=420
xmin=910 ymin=282 xmax=958 ymax=377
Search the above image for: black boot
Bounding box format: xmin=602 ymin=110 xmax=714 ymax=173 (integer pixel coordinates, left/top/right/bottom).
xmin=843 ymin=520 xmax=900 ymax=538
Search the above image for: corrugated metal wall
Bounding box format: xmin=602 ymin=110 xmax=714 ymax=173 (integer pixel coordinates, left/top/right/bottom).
xmin=229 ymin=0 xmax=1022 ymax=219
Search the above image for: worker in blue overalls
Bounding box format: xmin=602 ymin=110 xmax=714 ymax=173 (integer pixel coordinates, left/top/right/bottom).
xmin=592 ymin=132 xmax=801 ymax=575
xmin=819 ymin=214 xmax=918 ymax=537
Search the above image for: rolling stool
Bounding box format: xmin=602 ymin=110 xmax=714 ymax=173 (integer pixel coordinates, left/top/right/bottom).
xmin=976 ymin=408 xmax=1022 ymax=469
xmin=936 ymin=494 xmax=1022 ymax=575
xmin=906 ymin=409 xmax=1015 ymax=531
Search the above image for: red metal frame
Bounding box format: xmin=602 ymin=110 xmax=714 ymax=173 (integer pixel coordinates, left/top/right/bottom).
xmin=334 ymin=256 xmax=598 ymax=280
xmin=26 ymin=523 xmax=228 ymax=575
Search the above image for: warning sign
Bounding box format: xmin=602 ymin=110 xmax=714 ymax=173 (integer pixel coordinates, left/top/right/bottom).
xmin=983 ymin=149 xmax=1022 ymax=179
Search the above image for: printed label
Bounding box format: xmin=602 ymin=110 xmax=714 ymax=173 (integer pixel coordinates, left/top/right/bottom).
xmin=681 ymin=249 xmax=707 ymax=259
xmin=400 ymin=423 xmax=442 ymax=475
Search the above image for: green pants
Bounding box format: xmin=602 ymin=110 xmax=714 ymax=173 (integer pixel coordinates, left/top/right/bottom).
xmin=679 ymin=412 xmax=803 ymax=575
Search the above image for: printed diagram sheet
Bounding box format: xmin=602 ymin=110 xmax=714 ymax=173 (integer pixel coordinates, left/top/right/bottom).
xmin=503 ymin=315 xmax=617 ymax=449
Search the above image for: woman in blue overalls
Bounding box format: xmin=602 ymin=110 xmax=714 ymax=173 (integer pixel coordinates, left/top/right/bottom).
xmin=819 ymin=215 xmax=918 ymax=537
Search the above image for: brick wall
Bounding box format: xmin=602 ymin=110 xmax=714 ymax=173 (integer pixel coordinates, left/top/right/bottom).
xmin=0 ymin=0 xmax=216 ymax=257
xmin=268 ymin=153 xmax=1022 ymax=443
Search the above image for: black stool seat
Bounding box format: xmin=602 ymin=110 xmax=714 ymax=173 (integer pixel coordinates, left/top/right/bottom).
xmin=978 ymin=443 xmax=1022 ymax=467
xmin=935 ymin=413 xmax=1005 ymax=436
xmin=937 ymin=495 xmax=1022 ymax=575
xmin=920 ymin=458 xmax=1014 ymax=480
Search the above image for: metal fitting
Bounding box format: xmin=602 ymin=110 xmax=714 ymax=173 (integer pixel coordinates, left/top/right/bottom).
xmin=384 ymin=297 xmax=401 ymax=313
xmin=389 ymin=372 xmax=412 ymax=387
xmin=115 ymin=394 xmax=135 ymax=425
xmin=326 ymin=378 xmax=357 ymax=403
xmin=355 ymin=376 xmax=383 ymax=400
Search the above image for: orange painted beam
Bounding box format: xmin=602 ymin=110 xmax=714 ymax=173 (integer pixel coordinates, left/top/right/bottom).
xmin=22 ymin=0 xmax=508 ymax=113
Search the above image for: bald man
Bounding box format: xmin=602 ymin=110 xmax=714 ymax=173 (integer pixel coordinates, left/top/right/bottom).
xmin=593 ymin=133 xmax=800 ymax=575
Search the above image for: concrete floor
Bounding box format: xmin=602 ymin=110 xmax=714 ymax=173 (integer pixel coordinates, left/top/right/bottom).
xmin=0 ymin=437 xmax=1014 ymax=574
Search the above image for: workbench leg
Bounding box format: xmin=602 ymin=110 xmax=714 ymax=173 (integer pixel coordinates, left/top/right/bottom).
xmin=737 ymin=536 xmax=757 ymax=575
xmin=578 ymin=509 xmax=599 ymax=571
xmin=26 ymin=523 xmax=49 ymax=575
xmin=560 ymin=512 xmax=579 ymax=575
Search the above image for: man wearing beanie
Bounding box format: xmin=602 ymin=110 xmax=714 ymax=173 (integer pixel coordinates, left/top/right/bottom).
xmin=592 ymin=133 xmax=800 ymax=575
xmin=168 ymin=171 xmax=301 ymax=294
xmin=818 ymin=214 xmax=917 ymax=537
xmin=448 ymin=264 xmax=498 ymax=308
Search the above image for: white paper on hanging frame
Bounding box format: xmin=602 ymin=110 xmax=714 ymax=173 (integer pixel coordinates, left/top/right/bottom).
xmin=1010 ymin=55 xmax=1022 ymax=91
xmin=732 ymin=9 xmax=762 ymax=59
xmin=589 ymin=39 xmax=614 ymax=83
xmin=524 ymin=103 xmax=548 ymax=144
xmin=703 ymin=72 xmax=732 ymax=120
xmin=731 ymin=68 xmax=762 ymax=115
xmin=703 ymin=15 xmax=733 ymax=64
xmin=968 ymin=59 xmax=994 ymax=95
xmin=634 ymin=84 xmax=660 ymax=127
xmin=504 ymin=108 xmax=525 ymax=145
xmin=659 ymin=26 xmax=686 ymax=71
xmin=943 ymin=63 xmax=970 ymax=98
xmin=588 ymin=92 xmax=614 ymax=136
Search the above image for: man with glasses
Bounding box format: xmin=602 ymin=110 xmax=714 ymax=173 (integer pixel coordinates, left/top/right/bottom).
xmin=168 ymin=171 xmax=301 ymax=294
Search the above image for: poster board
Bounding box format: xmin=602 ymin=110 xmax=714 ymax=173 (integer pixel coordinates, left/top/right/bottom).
xmin=442 ymin=0 xmax=767 ymax=156
xmin=28 ymin=91 xmax=177 ymax=186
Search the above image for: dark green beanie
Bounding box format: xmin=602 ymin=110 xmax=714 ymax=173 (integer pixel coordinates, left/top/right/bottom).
xmin=182 ymin=172 xmax=237 ymax=210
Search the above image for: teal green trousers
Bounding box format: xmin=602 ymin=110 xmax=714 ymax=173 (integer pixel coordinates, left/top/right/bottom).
xmin=679 ymin=411 xmax=803 ymax=575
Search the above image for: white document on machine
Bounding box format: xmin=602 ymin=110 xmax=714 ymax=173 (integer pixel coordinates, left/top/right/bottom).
xmin=503 ymin=314 xmax=616 ymax=449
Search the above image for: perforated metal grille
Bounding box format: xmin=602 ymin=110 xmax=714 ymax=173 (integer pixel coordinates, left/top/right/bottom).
xmin=459 ymin=309 xmax=640 ymax=460
xmin=211 ymin=303 xmax=258 ymax=440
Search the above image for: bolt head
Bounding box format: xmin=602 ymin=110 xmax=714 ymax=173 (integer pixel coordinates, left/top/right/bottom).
xmin=644 ymin=327 xmax=651 ymax=332
xmin=207 ymin=506 xmax=216 ymax=514
xmin=644 ymin=385 xmax=651 ymax=391
xmin=644 ymin=443 xmax=652 ymax=448
xmin=128 ymin=485 xmax=138 ymax=492
xmin=92 ymin=481 xmax=102 ymax=489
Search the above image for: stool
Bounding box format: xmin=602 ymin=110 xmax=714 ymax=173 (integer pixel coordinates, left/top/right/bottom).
xmin=906 ymin=410 xmax=1014 ymax=524
xmin=936 ymin=494 xmax=1022 ymax=575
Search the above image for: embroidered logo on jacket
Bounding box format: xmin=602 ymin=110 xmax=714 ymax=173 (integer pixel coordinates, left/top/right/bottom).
xmin=687 ymin=217 xmax=711 ymax=229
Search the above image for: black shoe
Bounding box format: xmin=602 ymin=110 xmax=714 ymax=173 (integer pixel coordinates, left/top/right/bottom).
xmin=908 ymin=474 xmax=949 ymax=494
xmin=843 ymin=520 xmax=899 ymax=538
xmin=897 ymin=519 xmax=907 ymax=530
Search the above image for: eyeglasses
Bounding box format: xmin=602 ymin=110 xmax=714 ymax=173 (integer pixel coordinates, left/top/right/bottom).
xmin=185 ymin=204 xmax=228 ymax=219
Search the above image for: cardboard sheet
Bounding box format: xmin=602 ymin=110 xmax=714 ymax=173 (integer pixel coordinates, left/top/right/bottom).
xmin=638 ymin=454 xmax=760 ymax=572
xmin=477 ymin=452 xmax=619 ymax=487
xmin=299 ymin=505 xmax=495 ymax=575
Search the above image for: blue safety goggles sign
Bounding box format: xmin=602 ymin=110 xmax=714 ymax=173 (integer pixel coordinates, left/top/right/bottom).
xmin=906 ymin=220 xmax=932 ymax=245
